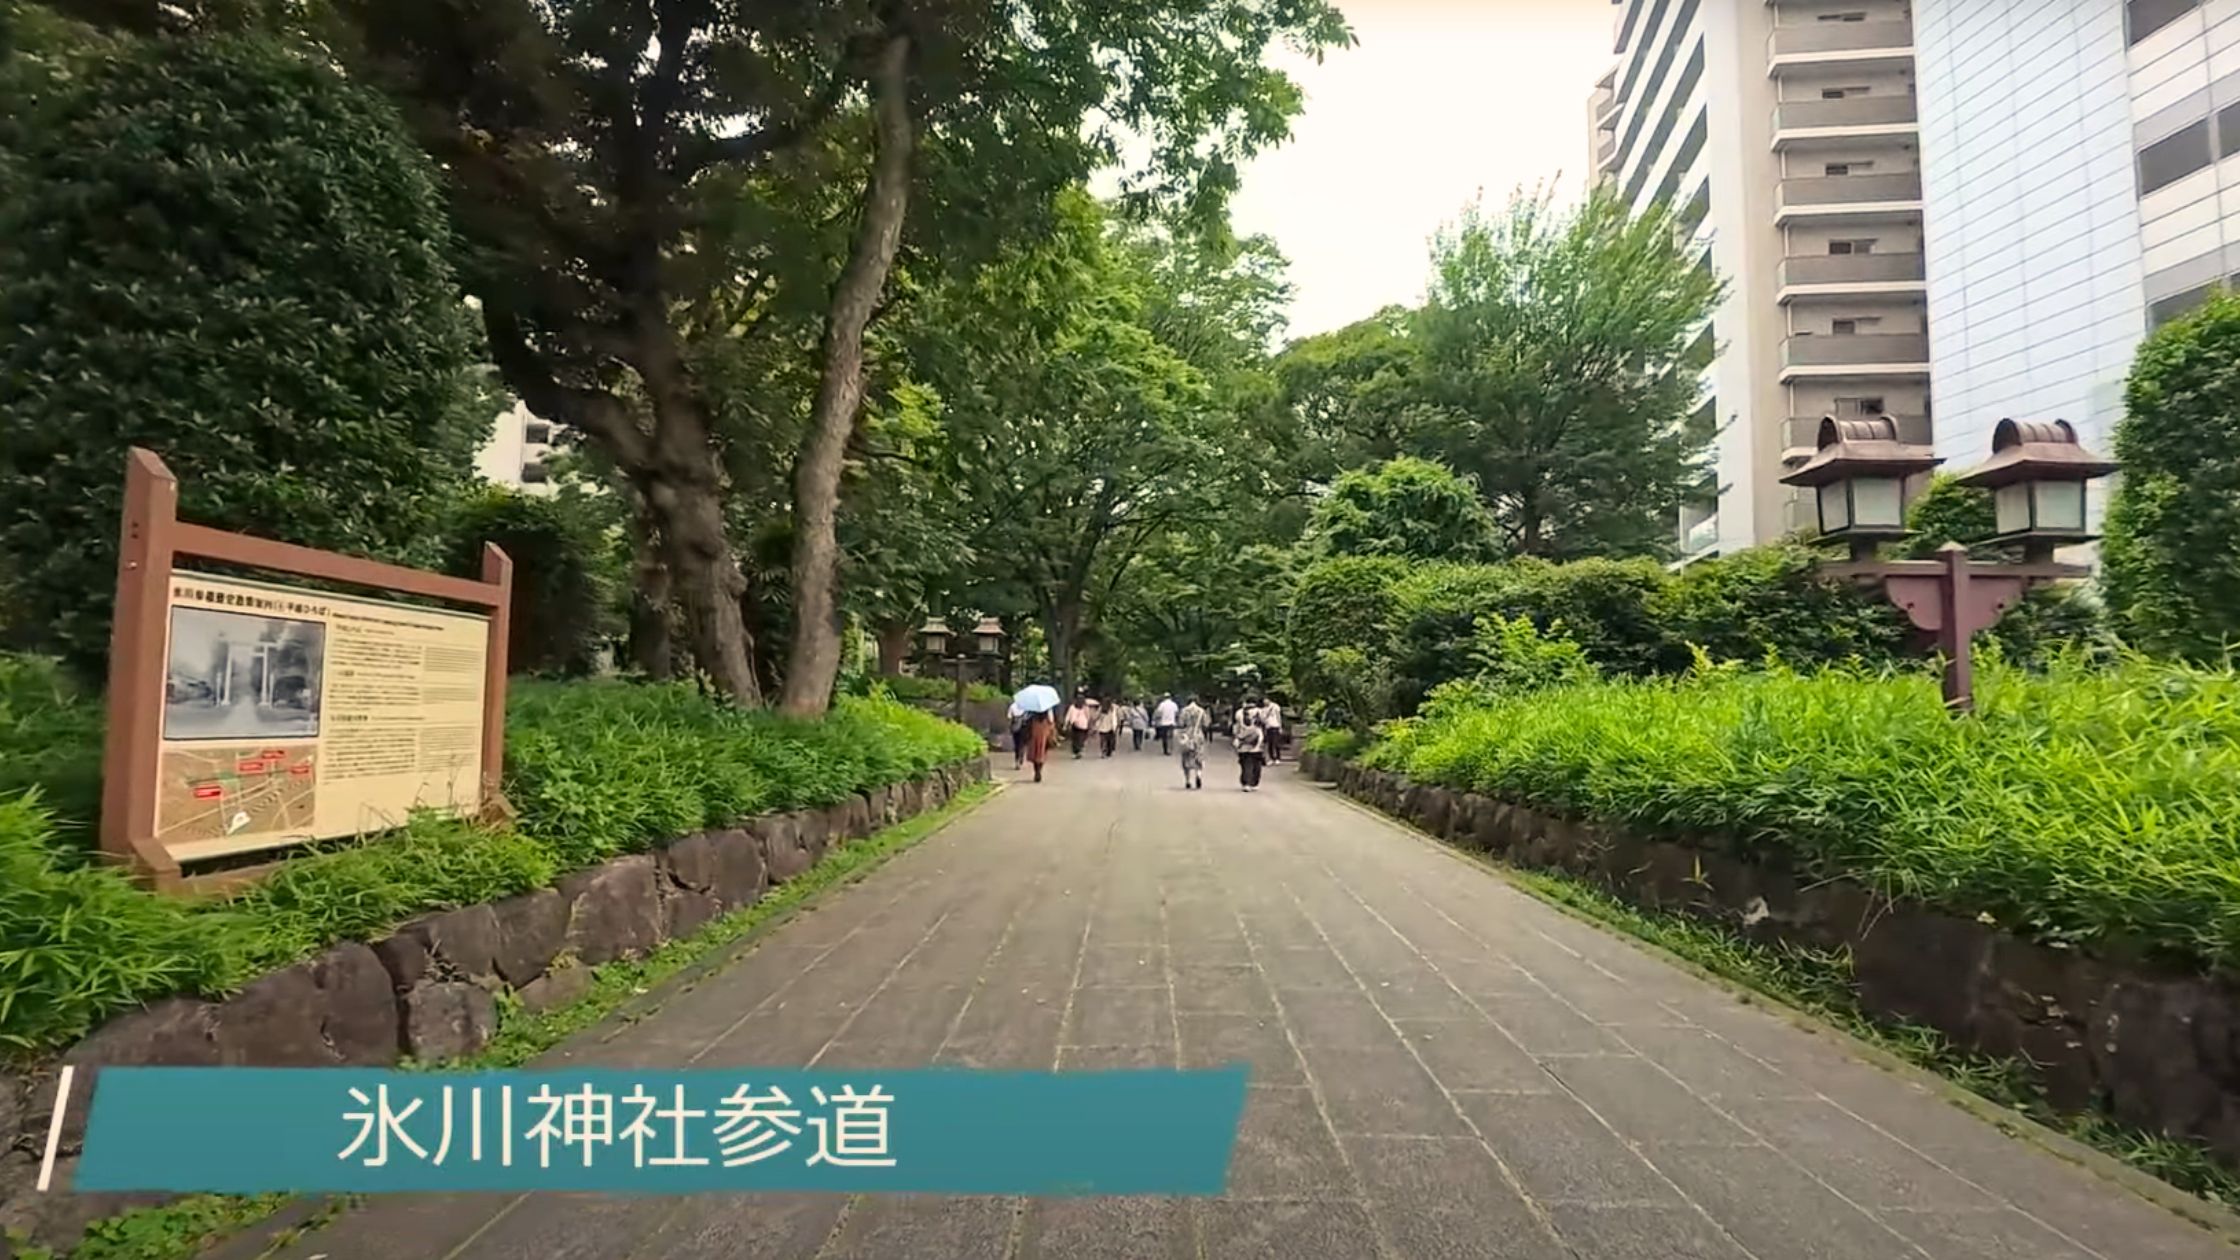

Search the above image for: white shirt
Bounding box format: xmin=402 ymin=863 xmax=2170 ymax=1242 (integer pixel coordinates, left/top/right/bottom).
xmin=1262 ymin=701 xmax=1282 ymax=730
xmin=1154 ymin=699 xmax=1179 ymax=726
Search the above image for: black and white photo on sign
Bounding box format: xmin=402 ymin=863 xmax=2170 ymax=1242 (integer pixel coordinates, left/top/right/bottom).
xmin=163 ymin=606 xmax=326 ymax=741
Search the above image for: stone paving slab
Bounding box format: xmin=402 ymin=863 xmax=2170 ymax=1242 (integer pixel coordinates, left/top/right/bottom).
xmin=244 ymin=749 xmax=2240 ymax=1259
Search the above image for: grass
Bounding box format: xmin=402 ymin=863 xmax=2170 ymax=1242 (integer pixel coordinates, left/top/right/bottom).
xmin=1359 ymin=650 xmax=2240 ymax=973
xmin=13 ymin=782 xmax=996 ymax=1260
xmin=0 ymin=655 xmax=985 ymax=1058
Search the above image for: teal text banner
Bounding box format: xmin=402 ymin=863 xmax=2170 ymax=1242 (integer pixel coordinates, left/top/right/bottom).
xmin=74 ymin=1067 xmax=1248 ymax=1196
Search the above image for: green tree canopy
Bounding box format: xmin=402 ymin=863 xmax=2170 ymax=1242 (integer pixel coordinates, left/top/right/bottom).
xmin=1308 ymin=456 xmax=1500 ymax=563
xmin=2104 ymin=292 xmax=2240 ymax=660
xmin=901 ymin=190 xmax=1291 ymax=694
xmin=328 ymin=0 xmax=1349 ymax=713
xmin=0 ymin=32 xmax=490 ymax=675
xmin=1413 ymin=185 xmax=1722 ymax=559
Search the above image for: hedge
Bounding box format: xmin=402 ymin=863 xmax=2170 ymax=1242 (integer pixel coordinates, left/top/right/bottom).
xmin=0 ymin=661 xmax=984 ymax=1055
xmin=1358 ymin=652 xmax=2240 ymax=973
xmin=1290 ymin=543 xmax=1916 ymax=718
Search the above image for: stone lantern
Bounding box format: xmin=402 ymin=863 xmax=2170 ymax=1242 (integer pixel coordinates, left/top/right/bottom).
xmin=1793 ymin=417 xmax=2118 ymax=715
xmin=1952 ymin=419 xmax=2118 ymax=563
xmin=1779 ymin=416 xmax=1943 ymax=561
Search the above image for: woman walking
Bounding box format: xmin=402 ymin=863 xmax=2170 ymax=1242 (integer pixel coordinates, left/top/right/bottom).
xmin=1064 ymin=693 xmax=1092 ymax=759
xmin=1023 ymin=710 xmax=1055 ymax=783
xmin=1233 ymin=697 xmax=1268 ymax=791
xmin=1095 ymin=699 xmax=1120 ymax=757
xmin=1175 ymin=694 xmax=1209 ymax=790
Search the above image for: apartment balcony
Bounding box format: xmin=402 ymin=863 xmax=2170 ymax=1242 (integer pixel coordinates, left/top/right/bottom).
xmin=1592 ymin=85 xmax=1621 ymax=128
xmin=1781 ymin=413 xmax=1930 ymax=461
xmin=1768 ymin=18 xmax=1915 ymax=73
xmin=1775 ymin=251 xmax=1926 ymax=302
xmin=1778 ymin=332 xmax=1931 ymax=382
xmin=1771 ymin=94 xmax=1918 ymax=148
xmin=1774 ymin=171 xmax=1922 ymax=224
xmin=1597 ymin=134 xmax=1617 ymax=170
xmin=1682 ymin=514 xmax=1721 ymax=556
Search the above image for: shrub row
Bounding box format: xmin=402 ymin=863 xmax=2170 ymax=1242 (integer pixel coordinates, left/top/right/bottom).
xmin=1354 ymin=652 xmax=2240 ymax=973
xmin=0 ymin=663 xmax=984 ymax=1056
xmin=1289 ymin=542 xmax=2106 ymax=724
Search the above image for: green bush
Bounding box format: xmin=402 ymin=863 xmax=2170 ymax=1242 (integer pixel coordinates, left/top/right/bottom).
xmin=1308 ymin=456 xmax=1501 ymax=563
xmin=1287 ymin=555 xmax=1410 ymax=707
xmin=1897 ymin=474 xmax=2004 ymax=560
xmin=0 ymin=654 xmax=103 ymax=853
xmin=449 ymin=488 xmax=623 ymax=677
xmin=0 ymin=668 xmax=983 ymax=1056
xmin=878 ymin=674 xmax=1007 ymax=705
xmin=1654 ymin=543 xmax=1910 ymax=668
xmin=0 ymin=35 xmax=491 ymax=677
xmin=2104 ymin=291 xmax=2240 ymax=660
xmin=1361 ymin=652 xmax=2240 ymax=972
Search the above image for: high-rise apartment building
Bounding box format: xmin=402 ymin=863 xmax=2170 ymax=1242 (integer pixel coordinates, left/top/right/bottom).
xmin=1590 ymin=0 xmax=1931 ymax=562
xmin=1915 ymin=0 xmax=2238 ymax=535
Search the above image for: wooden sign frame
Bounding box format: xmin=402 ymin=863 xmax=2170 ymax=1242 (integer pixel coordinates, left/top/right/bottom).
xmin=99 ymin=448 xmax=513 ymax=893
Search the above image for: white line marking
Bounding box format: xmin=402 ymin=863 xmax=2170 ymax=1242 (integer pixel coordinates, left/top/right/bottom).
xmin=37 ymin=1065 xmax=76 ymax=1192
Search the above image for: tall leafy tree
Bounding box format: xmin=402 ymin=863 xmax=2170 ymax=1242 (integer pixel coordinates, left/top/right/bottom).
xmin=2104 ymin=292 xmax=2240 ymax=660
xmin=906 ymin=191 xmax=1289 ymax=694
xmin=0 ymin=32 xmax=491 ymax=675
xmin=1273 ymin=305 xmax=1420 ymax=475
xmin=328 ymin=0 xmax=1349 ymax=712
xmin=1307 ymin=456 xmax=1501 ymax=563
xmin=1414 ymin=185 xmax=1722 ymax=559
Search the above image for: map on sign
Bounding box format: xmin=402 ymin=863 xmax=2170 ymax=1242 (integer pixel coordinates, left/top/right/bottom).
xmin=155 ymin=744 xmax=318 ymax=850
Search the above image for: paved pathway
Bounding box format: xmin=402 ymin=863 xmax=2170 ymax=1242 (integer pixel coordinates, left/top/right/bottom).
xmin=250 ymin=748 xmax=2237 ymax=1260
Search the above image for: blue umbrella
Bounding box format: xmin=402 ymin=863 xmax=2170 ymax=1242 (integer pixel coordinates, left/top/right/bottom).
xmin=1012 ymin=684 xmax=1062 ymax=715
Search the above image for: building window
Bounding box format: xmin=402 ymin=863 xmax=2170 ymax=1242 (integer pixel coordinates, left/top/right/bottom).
xmin=1835 ymin=395 xmax=1886 ymax=417
xmin=1831 ymin=317 xmax=1882 ymax=335
xmin=1828 ymin=239 xmax=1877 ymax=255
xmin=1819 ymin=86 xmax=1870 ymax=100
xmin=2139 ymin=119 xmax=2211 ymax=197
xmin=520 ymin=461 xmax=550 ymax=485
xmin=2219 ymin=102 xmax=2240 ymax=161
xmin=2128 ymin=0 xmax=2199 ymax=46
xmin=2149 ymin=284 xmax=2214 ymax=328
xmin=524 ymin=421 xmax=551 ymax=444
xmin=1824 ymin=160 xmax=1873 ymax=176
xmin=1816 ymin=11 xmax=1867 ymax=22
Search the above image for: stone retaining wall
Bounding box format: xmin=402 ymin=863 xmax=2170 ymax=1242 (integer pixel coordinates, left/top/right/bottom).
xmin=1297 ymin=750 xmax=2240 ymax=1169
xmin=0 ymin=758 xmax=990 ymax=1252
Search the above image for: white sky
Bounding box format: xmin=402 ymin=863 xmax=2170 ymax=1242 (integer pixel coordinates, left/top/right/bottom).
xmin=1228 ymin=0 xmax=1619 ymax=341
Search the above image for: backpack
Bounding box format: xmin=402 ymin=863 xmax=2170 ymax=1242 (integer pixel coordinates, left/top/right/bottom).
xmin=1235 ymin=723 xmax=1266 ymax=755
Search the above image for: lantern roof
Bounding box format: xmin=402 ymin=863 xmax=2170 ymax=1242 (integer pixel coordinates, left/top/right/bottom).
xmin=1951 ymin=419 xmax=2118 ymax=490
xmin=1778 ymin=416 xmax=1944 ymax=488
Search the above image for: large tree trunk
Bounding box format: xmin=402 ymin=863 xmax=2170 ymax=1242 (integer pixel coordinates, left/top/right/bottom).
xmin=1044 ymin=595 xmax=1085 ymax=699
xmin=626 ymin=492 xmax=675 ymax=679
xmin=644 ymin=474 xmax=762 ymax=704
xmin=779 ymin=30 xmax=915 ymax=717
xmin=875 ymin=617 xmax=915 ymax=676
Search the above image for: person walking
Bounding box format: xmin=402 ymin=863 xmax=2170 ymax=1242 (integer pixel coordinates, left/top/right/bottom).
xmin=1095 ymin=699 xmax=1120 ymax=758
xmin=1127 ymin=700 xmax=1149 ymax=752
xmin=1009 ymin=699 xmax=1030 ymax=771
xmin=1233 ymin=697 xmax=1268 ymax=791
xmin=1261 ymin=695 xmax=1286 ymax=764
xmin=1153 ymin=693 xmax=1179 ymax=755
xmin=1063 ymin=694 xmax=1092 ymax=759
xmin=1175 ymin=694 xmax=1209 ymax=790
xmin=1023 ymin=710 xmax=1055 ymax=783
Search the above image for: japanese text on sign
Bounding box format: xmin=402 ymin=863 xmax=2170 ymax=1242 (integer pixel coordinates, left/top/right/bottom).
xmin=339 ymin=1082 xmax=898 ymax=1172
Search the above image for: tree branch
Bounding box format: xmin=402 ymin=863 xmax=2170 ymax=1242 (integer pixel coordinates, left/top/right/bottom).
xmin=484 ymin=302 xmax=651 ymax=469
xmin=669 ymin=52 xmax=856 ymax=183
